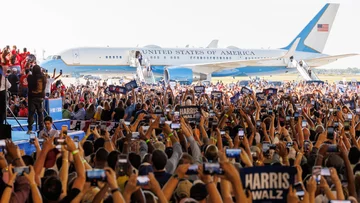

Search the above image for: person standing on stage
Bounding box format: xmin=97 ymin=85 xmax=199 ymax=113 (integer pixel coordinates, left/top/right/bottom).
xmin=0 ymin=65 xmax=11 ymax=124
xmin=27 ymin=56 xmax=47 ymax=134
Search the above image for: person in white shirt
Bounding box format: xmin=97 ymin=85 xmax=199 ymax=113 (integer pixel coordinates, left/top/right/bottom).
xmin=39 ymin=116 xmax=59 ymax=138
xmin=45 ymin=68 xmax=62 ymax=97
xmin=0 ymin=65 xmax=11 ymax=124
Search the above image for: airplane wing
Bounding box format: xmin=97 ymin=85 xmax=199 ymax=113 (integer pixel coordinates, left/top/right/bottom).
xmin=169 ymin=38 xmax=300 ymax=75
xmin=305 ymin=54 xmax=359 ymax=67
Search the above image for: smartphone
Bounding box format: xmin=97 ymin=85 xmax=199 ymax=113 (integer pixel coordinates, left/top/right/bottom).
xmin=333 ymin=121 xmax=339 ymax=128
xmin=327 ymin=127 xmax=334 ymax=139
xmin=225 ymin=149 xmax=241 ymax=158
xmin=203 ymin=163 xmax=224 ymax=175
xmin=294 ymin=112 xmax=299 ymax=120
xmin=174 ymin=111 xmax=180 ymax=121
xmin=171 ymin=123 xmax=180 ymax=129
xmin=13 ymin=167 xmax=30 ymax=176
xmin=268 ymin=109 xmax=273 ymax=115
xmin=348 ymin=114 xmax=353 ymax=120
xmin=286 ymin=116 xmax=290 ymax=122
xmin=100 ymin=124 xmax=107 ymax=135
xmin=312 ymin=166 xmax=321 ymax=184
xmin=186 ymin=164 xmax=199 ymax=175
xmin=321 ymin=168 xmax=330 ymax=176
xmin=54 ymin=138 xmax=66 ymax=145
xmin=262 ymin=141 xmax=270 ymax=152
xmin=29 ymin=132 xmax=36 ymax=144
xmin=132 ymin=132 xmax=140 ymax=139
xmin=74 ymin=141 xmax=79 ymax=148
xmin=286 ymin=142 xmax=293 ymax=148
xmin=327 ymin=144 xmax=339 ymax=153
xmin=73 ymin=136 xmax=79 ymax=142
xmin=294 ymin=182 xmax=304 ymax=199
xmin=62 ymin=125 xmax=68 ymax=135
xmin=159 ymin=117 xmax=165 ymax=127
xmin=238 ymin=129 xmax=244 ymax=140
xmin=86 ymin=169 xmax=107 ymax=183
xmin=89 ymin=125 xmax=96 ymax=131
xmin=301 ymin=120 xmax=307 ymax=128
xmin=137 ymin=176 xmax=150 ymax=186
xmin=220 ymin=130 xmax=225 ymax=136
xmin=356 ymin=108 xmax=360 ymax=115
xmin=256 ymin=120 xmax=261 ymax=128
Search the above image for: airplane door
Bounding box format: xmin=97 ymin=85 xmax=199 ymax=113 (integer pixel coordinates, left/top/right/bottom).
xmin=128 ymin=50 xmax=137 ymax=67
xmin=72 ymin=49 xmax=80 ymax=64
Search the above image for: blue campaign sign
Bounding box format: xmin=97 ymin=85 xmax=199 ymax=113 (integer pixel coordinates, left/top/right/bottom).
xmin=240 ymin=166 xmax=297 ymax=203
xmin=46 ymin=98 xmax=63 ymax=121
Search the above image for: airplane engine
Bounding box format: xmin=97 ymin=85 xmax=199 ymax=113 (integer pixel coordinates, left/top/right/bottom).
xmin=164 ymin=67 xmax=207 ymax=85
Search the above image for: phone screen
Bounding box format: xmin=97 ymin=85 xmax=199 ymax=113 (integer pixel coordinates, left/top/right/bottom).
xmin=132 ymin=132 xmax=139 ymax=139
xmin=327 ymin=144 xmax=339 ymax=153
xmin=86 ymin=169 xmax=106 ymax=182
xmin=256 ymin=120 xmax=261 ymax=127
xmin=321 ymin=168 xmax=330 ymax=176
xmin=286 ymin=142 xmax=293 ymax=148
xmin=304 ymin=141 xmax=311 ymax=152
xmin=186 ymin=164 xmax=199 ymax=175
xmin=262 ymin=142 xmax=270 ymax=152
xmin=203 ymin=163 xmax=224 ymax=175
xmin=302 ymin=121 xmax=307 ymax=127
xmin=137 ymin=176 xmax=150 ymax=186
xmin=54 ymin=138 xmax=66 ymax=145
xmin=312 ymin=166 xmax=321 ymax=184
xmin=13 ymin=167 xmax=30 ymax=176
xmin=327 ymin=127 xmax=334 ymax=139
xmin=238 ymin=129 xmax=244 ymax=139
xmin=171 ymin=123 xmax=180 ymax=129
xmin=225 ymin=149 xmax=241 ymax=158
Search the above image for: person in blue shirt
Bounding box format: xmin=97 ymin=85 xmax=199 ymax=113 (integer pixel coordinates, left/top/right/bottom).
xmin=72 ymin=102 xmax=86 ymax=120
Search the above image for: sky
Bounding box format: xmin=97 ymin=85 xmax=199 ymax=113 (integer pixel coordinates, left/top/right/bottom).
xmin=2 ymin=0 xmax=359 ymax=69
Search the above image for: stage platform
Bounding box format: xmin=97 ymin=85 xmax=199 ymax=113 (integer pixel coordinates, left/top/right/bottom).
xmin=6 ymin=118 xmax=71 ymax=131
xmin=9 ymin=130 xmax=85 ymax=155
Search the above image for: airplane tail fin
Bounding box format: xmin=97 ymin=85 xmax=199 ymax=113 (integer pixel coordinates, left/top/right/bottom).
xmin=281 ymin=3 xmax=339 ymax=53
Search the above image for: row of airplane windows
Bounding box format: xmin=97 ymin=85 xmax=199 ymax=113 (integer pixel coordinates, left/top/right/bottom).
xmin=104 ymin=55 xmax=280 ymax=61
xmin=148 ymin=56 xmax=279 ymax=60
xmin=106 ymin=56 xmax=122 ymax=59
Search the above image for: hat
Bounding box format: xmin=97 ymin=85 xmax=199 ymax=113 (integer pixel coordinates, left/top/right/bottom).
xmin=154 ymin=141 xmax=166 ymax=151
xmin=44 ymin=148 xmax=60 ymax=168
xmin=190 ymin=181 xmax=208 ymax=201
xmin=138 ymin=163 xmax=153 ymax=176
xmin=175 ymin=180 xmax=193 ymax=198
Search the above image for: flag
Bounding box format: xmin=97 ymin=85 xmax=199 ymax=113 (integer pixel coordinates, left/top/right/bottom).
xmin=317 ymin=24 xmax=329 ymax=32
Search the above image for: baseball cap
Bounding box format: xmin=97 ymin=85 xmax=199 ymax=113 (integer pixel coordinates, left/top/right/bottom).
xmin=175 ymin=180 xmax=193 ymax=198
xmin=138 ymin=163 xmax=153 ymax=176
xmin=44 ymin=148 xmax=60 ymax=168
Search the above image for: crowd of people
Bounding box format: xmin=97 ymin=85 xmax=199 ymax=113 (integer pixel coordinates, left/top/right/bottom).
xmin=0 ymin=51 xmax=360 ymax=202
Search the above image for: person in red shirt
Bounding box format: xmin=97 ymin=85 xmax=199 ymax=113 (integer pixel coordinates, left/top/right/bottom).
xmin=19 ymin=69 xmax=30 ymax=97
xmin=18 ymin=100 xmax=29 ymax=117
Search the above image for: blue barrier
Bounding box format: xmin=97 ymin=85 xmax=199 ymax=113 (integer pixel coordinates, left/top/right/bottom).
xmin=12 ymin=130 xmax=85 ymax=155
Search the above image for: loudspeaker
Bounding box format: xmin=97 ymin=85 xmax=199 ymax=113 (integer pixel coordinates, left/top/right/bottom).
xmin=0 ymin=124 xmax=11 ymax=139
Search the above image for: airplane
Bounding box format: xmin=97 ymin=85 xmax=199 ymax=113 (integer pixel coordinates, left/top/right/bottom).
xmin=40 ymin=3 xmax=357 ymax=84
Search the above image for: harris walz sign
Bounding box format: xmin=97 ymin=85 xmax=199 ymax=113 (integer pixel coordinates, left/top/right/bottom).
xmin=240 ymin=166 xmax=296 ymax=203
